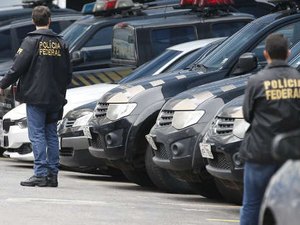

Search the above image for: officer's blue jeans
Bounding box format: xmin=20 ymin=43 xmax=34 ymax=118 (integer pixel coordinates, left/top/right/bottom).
xmin=26 ymin=104 xmax=60 ymax=177
xmin=240 ymin=162 xmax=279 ymax=225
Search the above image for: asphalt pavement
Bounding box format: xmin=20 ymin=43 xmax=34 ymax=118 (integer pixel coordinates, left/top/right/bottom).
xmin=0 ymin=157 xmax=240 ymax=225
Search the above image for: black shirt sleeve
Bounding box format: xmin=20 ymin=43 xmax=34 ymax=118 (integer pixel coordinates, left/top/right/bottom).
xmin=0 ymin=37 xmax=36 ymax=89
xmin=243 ymin=77 xmax=257 ymax=123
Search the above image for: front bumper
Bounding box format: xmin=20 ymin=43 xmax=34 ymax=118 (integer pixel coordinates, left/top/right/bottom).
xmin=205 ymin=138 xmax=243 ymax=182
xmin=4 ymin=150 xmax=34 ymax=162
xmin=1 ymin=125 xmax=29 ymax=149
xmin=88 ymin=115 xmax=137 ymax=161
xmin=151 ymin=122 xmax=207 ymax=172
xmin=59 ymin=129 xmax=107 ymax=169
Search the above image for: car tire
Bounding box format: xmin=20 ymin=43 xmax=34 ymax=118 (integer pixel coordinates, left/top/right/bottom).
xmin=145 ymin=145 xmax=195 ymax=194
xmin=215 ymin=178 xmax=243 ymax=205
xmin=121 ymin=167 xmax=154 ymax=187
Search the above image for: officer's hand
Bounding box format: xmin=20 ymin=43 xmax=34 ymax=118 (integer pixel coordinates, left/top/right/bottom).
xmin=0 ymin=88 xmax=4 ymax=95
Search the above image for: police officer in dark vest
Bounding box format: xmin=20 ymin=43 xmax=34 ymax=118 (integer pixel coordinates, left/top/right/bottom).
xmin=239 ymin=33 xmax=300 ymax=225
xmin=0 ymin=6 xmax=72 ymax=187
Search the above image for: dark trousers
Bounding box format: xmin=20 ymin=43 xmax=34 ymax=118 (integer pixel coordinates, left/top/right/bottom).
xmin=240 ymin=162 xmax=279 ymax=225
xmin=26 ymin=104 xmax=60 ymax=177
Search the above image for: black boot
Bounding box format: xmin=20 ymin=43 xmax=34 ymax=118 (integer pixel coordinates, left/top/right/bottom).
xmin=47 ymin=174 xmax=58 ymax=187
xmin=20 ymin=175 xmax=48 ymax=187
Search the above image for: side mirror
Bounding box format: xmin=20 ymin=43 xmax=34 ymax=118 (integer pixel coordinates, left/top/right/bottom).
xmin=71 ymin=50 xmax=84 ymax=65
xmin=272 ymin=129 xmax=300 ymax=161
xmin=234 ymin=53 xmax=258 ymax=75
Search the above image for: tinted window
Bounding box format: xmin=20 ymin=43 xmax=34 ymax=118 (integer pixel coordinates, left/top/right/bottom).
xmin=61 ymin=23 xmax=91 ymax=48
xmin=198 ymin=15 xmax=280 ymax=72
xmin=50 ymin=21 xmax=62 ymax=34
xmin=211 ymin=22 xmax=248 ymax=37
xmin=0 ymin=29 xmax=12 ymax=61
xmin=112 ymin=27 xmax=135 ymax=61
xmin=84 ymin=26 xmax=113 ymax=47
xmin=16 ymin=24 xmax=35 ymax=46
xmin=252 ymin=22 xmax=300 ymax=62
xmin=151 ymin=26 xmax=197 ymax=56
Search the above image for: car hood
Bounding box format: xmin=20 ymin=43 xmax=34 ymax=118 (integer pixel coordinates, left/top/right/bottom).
xmin=3 ymin=83 xmax=117 ymax=120
xmin=99 ymin=69 xmax=195 ymax=103
xmin=161 ymin=74 xmax=250 ymax=111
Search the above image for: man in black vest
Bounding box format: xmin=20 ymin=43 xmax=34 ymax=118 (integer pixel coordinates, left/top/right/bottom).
xmin=239 ymin=34 xmax=300 ymax=225
xmin=0 ymin=6 xmax=72 ymax=187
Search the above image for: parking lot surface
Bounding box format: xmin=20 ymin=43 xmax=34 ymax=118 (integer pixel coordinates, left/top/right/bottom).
xmin=0 ymin=157 xmax=240 ymax=225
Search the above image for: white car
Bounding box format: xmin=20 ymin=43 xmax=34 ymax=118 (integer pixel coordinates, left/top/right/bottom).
xmin=2 ymin=83 xmax=116 ymax=160
xmin=1 ymin=38 xmax=224 ymax=161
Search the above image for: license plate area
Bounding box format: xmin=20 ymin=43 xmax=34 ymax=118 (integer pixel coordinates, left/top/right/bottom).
xmin=200 ymin=142 xmax=214 ymax=159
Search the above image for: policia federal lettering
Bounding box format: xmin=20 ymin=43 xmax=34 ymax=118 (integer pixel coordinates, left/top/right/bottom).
xmin=39 ymin=40 xmax=61 ymax=57
xmin=264 ymin=78 xmax=300 ymax=100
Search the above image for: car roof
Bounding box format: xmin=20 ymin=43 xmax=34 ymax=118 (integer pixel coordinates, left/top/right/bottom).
xmin=0 ymin=13 xmax=81 ymax=27
xmin=0 ymin=5 xmax=77 ymax=22
xmin=118 ymin=12 xmax=254 ymax=28
xmin=75 ymin=6 xmax=191 ymax=26
xmin=167 ymin=37 xmax=226 ymax=52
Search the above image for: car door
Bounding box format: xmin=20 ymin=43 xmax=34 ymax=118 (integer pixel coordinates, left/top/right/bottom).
xmin=73 ymin=25 xmax=113 ymax=71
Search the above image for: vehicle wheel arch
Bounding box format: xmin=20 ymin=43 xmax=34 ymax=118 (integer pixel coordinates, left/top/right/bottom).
xmin=261 ymin=207 xmax=277 ymax=225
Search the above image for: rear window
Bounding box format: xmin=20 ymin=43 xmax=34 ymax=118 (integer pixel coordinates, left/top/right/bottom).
xmin=151 ymin=26 xmax=197 ymax=56
xmin=211 ymin=22 xmax=248 ymax=37
xmin=112 ymin=26 xmax=136 ymax=61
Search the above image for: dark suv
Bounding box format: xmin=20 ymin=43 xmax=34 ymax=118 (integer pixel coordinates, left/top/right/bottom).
xmin=149 ymin=1 xmax=300 ymax=197
xmin=86 ymin=1 xmax=254 ymax=192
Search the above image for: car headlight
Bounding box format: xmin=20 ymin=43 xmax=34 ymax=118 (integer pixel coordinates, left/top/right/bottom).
xmin=232 ymin=119 xmax=250 ymax=139
xmin=73 ymin=112 xmax=93 ymax=127
xmin=106 ymin=103 xmax=137 ymax=121
xmin=172 ymin=110 xmax=205 ymax=130
xmin=15 ymin=117 xmax=27 ymax=129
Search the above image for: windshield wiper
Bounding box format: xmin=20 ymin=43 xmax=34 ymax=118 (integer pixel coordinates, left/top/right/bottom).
xmin=189 ymin=63 xmax=208 ymax=72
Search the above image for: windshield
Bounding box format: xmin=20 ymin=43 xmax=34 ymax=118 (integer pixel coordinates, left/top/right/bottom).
xmin=119 ymin=49 xmax=181 ymax=83
xmin=168 ymin=40 xmax=223 ymax=72
xmin=61 ymin=23 xmax=91 ymax=49
xmin=198 ymin=15 xmax=278 ymax=72
xmin=289 ymin=41 xmax=300 ymax=68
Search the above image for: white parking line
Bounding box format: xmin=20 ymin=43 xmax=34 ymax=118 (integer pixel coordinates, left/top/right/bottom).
xmin=6 ymin=198 xmax=107 ymax=206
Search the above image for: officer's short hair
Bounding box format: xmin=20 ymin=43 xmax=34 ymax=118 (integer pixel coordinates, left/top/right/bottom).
xmin=265 ymin=34 xmax=289 ymax=60
xmin=32 ymin=6 xmax=51 ymax=27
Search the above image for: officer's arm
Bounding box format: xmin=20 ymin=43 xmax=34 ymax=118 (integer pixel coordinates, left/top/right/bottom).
xmin=0 ymin=37 xmax=35 ymax=89
xmin=66 ymin=48 xmax=73 ymax=86
xmin=243 ymin=78 xmax=256 ymax=123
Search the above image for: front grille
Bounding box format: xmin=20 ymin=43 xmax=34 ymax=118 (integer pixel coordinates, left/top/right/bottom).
xmin=214 ymin=117 xmax=235 ymax=135
xmin=65 ymin=118 xmax=76 ymax=128
xmin=95 ymin=102 xmax=109 ymax=119
xmin=90 ymin=131 xmax=106 ymax=149
xmin=60 ymin=130 xmax=84 ymax=138
xmin=3 ymin=119 xmax=12 ymax=133
xmin=157 ymin=110 xmax=174 ymax=127
xmin=60 ymin=147 xmax=74 ymax=157
xmin=154 ymin=144 xmax=170 ymax=160
xmin=208 ymin=152 xmax=231 ymax=170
